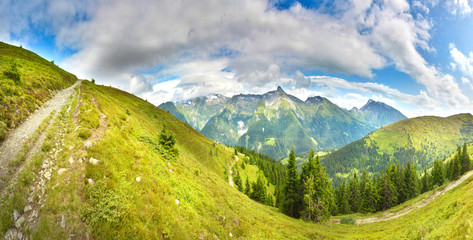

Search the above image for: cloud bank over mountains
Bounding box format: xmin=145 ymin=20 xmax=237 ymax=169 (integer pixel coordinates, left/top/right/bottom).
xmin=1 ymin=0 xmax=473 ymax=117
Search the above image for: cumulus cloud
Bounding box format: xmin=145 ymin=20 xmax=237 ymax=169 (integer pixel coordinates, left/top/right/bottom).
xmin=446 ymin=0 xmax=472 ymax=16
xmin=129 ymin=75 xmax=152 ymax=94
xmin=450 ymin=44 xmax=473 ymax=79
xmin=307 ymin=76 xmax=434 ymax=107
xmin=1 ymin=0 xmax=470 ymax=113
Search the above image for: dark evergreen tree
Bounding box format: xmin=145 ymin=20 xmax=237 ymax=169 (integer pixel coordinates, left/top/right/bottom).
xmin=281 ymin=147 xmax=301 ymax=218
xmin=348 ymin=172 xmax=361 ymax=212
xmin=245 ymin=177 xmax=251 ymax=195
xmin=420 ymin=167 xmax=429 ymax=193
xmin=275 ymin=183 xmax=282 ymax=208
xmin=431 ymin=159 xmax=444 ymax=187
xmin=250 ymin=175 xmax=267 ymax=204
xmin=451 ymin=149 xmax=461 ymax=180
xmin=300 ymin=149 xmax=315 ymax=185
xmin=234 ymin=170 xmax=243 ymax=191
xmin=360 ymin=177 xmax=377 ymax=213
xmin=461 ymin=143 xmax=470 ymax=175
xmin=337 ymin=180 xmax=350 ymax=214
xmin=402 ymin=160 xmax=417 ymax=201
xmin=378 ymin=173 xmax=397 ymax=211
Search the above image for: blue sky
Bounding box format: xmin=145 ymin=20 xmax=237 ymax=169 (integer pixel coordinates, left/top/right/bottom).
xmin=1 ymin=0 xmax=473 ymax=117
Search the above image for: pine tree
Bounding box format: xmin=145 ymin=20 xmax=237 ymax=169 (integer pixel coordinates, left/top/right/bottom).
xmin=360 ymin=171 xmax=369 ymax=202
xmin=300 ymin=149 xmax=315 ymax=185
xmin=275 ymin=183 xmax=282 ymax=208
xmin=452 ymin=149 xmax=461 ymax=180
xmin=461 ymin=143 xmax=470 ymax=175
xmin=245 ymin=177 xmax=251 ymax=195
xmin=348 ymin=172 xmax=361 ymax=212
xmin=360 ymin=177 xmax=377 ymax=213
xmin=250 ymin=175 xmax=267 ymax=203
xmin=420 ymin=167 xmax=429 ymax=193
xmin=302 ymin=175 xmax=316 ymax=221
xmin=281 ymin=147 xmax=301 ymax=218
xmin=234 ymin=170 xmax=243 ymax=191
xmin=338 ymin=180 xmax=350 ymax=214
xmin=379 ymin=173 xmax=397 ymax=211
xmin=431 ymin=159 xmax=444 ymax=187
xmin=402 ymin=161 xmax=417 ymax=201
xmin=443 ymin=159 xmax=453 ymax=180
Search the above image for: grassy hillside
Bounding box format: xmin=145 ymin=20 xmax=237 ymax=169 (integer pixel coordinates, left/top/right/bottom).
xmin=0 ymin=42 xmax=77 ymax=141
xmin=2 ymin=80 xmax=473 ymax=239
xmin=323 ymin=114 xmax=473 ymax=186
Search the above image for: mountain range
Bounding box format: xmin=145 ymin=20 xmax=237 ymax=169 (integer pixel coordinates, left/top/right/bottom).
xmin=159 ymin=86 xmax=407 ymax=159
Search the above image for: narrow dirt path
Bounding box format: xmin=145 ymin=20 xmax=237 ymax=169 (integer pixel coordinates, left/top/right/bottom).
xmin=4 ymin=83 xmax=108 ymax=239
xmin=350 ymin=171 xmax=473 ymax=224
xmin=0 ymin=81 xmax=80 ymax=192
xmin=228 ymin=155 xmax=239 ymax=188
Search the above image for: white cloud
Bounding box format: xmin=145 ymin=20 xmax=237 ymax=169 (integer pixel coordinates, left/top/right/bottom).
xmin=363 ymin=0 xmax=468 ymax=106
xmin=1 ymin=0 xmax=471 ymax=115
xmin=450 ymin=43 xmax=473 ymax=79
xmin=129 ymin=75 xmax=152 ymax=94
xmin=446 ymin=0 xmax=472 ymax=16
xmin=461 ymin=77 xmax=473 ymax=90
xmin=307 ymin=76 xmax=434 ymax=107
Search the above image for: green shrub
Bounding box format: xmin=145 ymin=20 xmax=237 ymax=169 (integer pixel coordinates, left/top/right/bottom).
xmin=41 ymin=140 xmax=52 ymax=152
xmin=81 ymin=180 xmax=131 ymax=237
xmin=340 ymin=216 xmax=356 ymax=225
xmin=0 ymin=121 xmax=7 ymax=141
xmin=159 ymin=125 xmax=179 ymax=158
xmin=78 ymin=127 xmax=92 ymax=139
xmin=3 ymin=61 xmax=21 ymax=84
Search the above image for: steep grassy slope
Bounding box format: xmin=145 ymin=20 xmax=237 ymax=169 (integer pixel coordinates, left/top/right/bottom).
xmin=2 ymin=81 xmax=473 ymax=239
xmin=0 ymin=42 xmax=77 ymax=141
xmin=323 ymin=114 xmax=473 ymax=185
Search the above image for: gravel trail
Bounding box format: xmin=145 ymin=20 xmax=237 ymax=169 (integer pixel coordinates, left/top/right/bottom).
xmin=0 ymin=81 xmax=80 ymax=191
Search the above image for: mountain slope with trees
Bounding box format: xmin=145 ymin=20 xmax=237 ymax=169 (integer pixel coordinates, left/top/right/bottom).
xmin=323 ymin=114 xmax=473 ymax=186
xmin=160 ymin=87 xmax=406 ymax=159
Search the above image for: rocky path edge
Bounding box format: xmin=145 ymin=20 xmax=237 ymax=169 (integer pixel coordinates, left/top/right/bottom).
xmin=0 ymin=81 xmax=80 ymax=192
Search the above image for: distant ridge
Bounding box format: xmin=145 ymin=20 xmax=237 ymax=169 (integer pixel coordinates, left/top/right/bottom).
xmin=159 ymin=87 xmax=406 ymax=159
xmin=323 ymin=113 xmax=473 ymax=186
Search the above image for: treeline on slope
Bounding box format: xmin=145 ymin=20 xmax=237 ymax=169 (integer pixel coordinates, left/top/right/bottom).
xmin=335 ymin=143 xmax=471 ymax=214
xmin=234 ymin=143 xmax=471 ymax=222
xmin=233 ymin=147 xmax=337 ymax=222
xmin=322 ymin=139 xmax=433 ymax=187
xmin=234 ymin=146 xmax=286 ymax=186
xmin=231 ymin=146 xmax=287 ymax=206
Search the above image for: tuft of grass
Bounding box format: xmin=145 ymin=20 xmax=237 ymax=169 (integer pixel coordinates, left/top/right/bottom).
xmin=340 ymin=216 xmax=356 ymax=225
xmin=41 ymin=139 xmax=52 ymax=152
xmin=0 ymin=122 xmax=7 ymax=141
xmin=78 ymin=127 xmax=91 ymax=139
